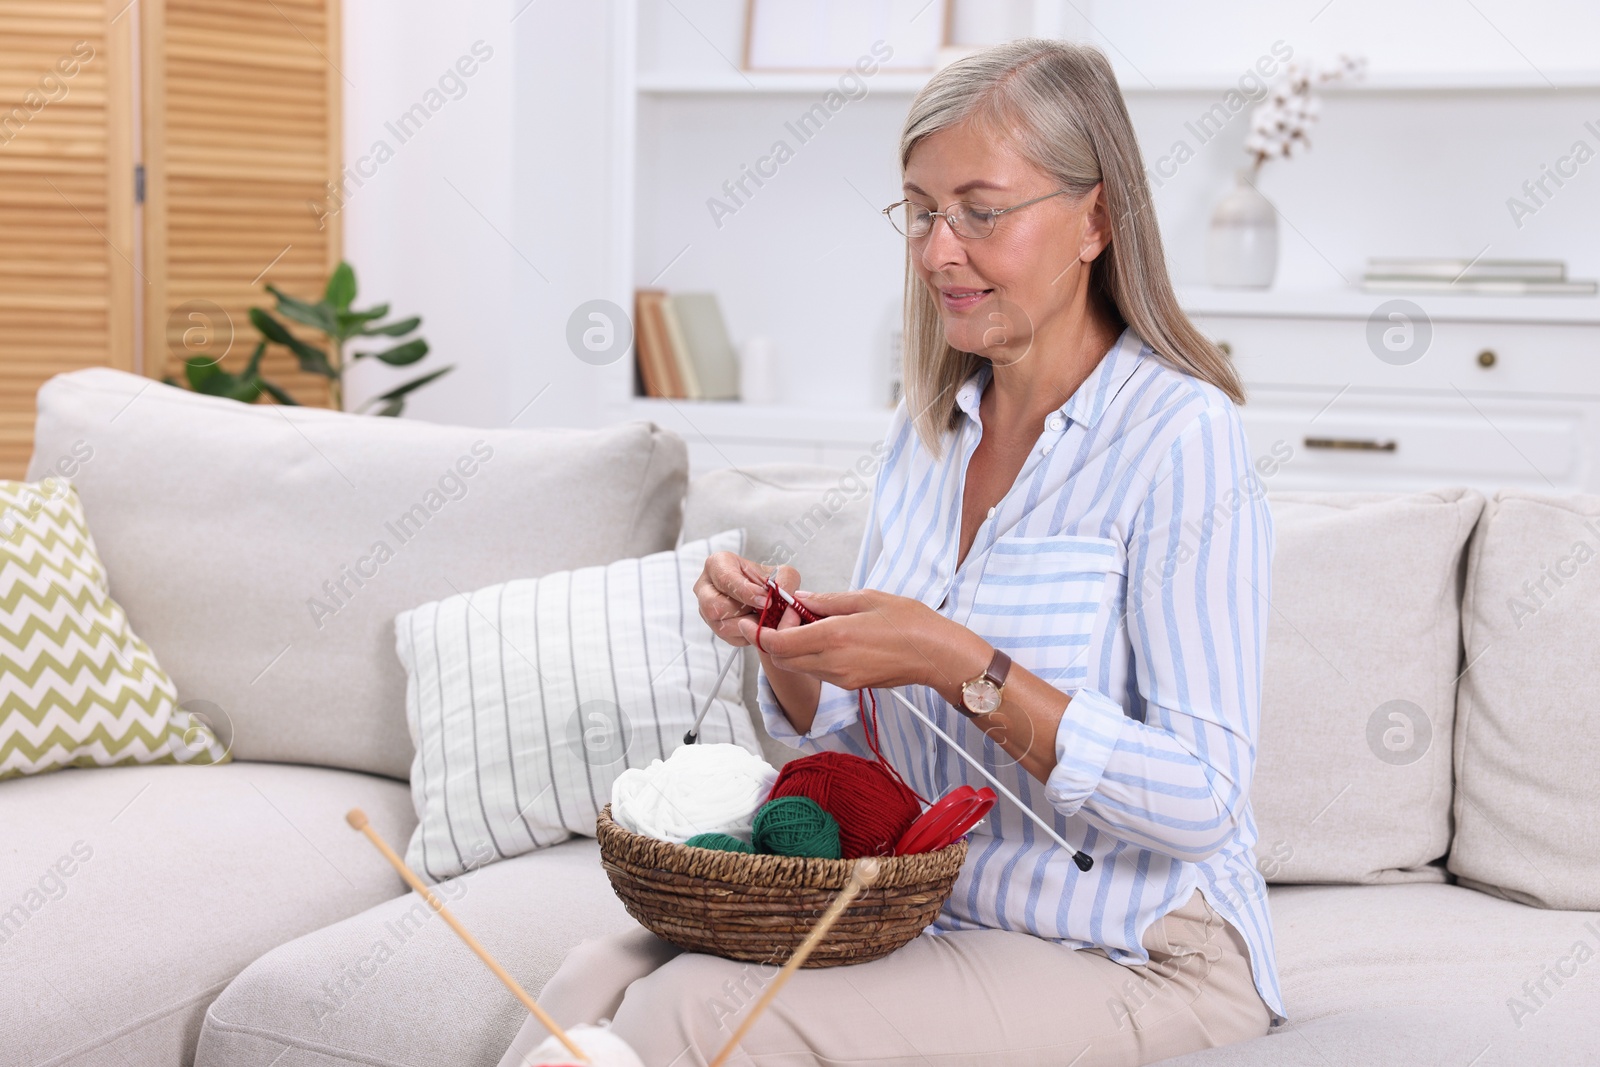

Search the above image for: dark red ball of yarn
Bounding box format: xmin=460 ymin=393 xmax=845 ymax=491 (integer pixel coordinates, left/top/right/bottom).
xmin=768 ymin=751 xmax=922 ymax=859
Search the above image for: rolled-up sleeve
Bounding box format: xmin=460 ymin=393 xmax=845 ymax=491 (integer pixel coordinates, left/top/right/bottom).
xmin=756 ymin=673 xmax=861 ymax=747
xmin=1046 ymin=406 xmax=1273 ymax=864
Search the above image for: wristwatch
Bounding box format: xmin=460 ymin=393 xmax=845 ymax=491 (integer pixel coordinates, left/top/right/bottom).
xmin=959 ymin=647 xmax=1011 ymax=716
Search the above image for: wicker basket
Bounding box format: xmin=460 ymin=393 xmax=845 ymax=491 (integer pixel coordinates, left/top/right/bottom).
xmin=596 ymin=805 xmax=966 ymax=967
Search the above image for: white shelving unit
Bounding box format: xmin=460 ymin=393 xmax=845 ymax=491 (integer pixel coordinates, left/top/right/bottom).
xmin=1181 ymin=285 xmax=1600 ymax=494
xmin=637 ymin=68 xmax=1600 ymax=97
xmin=606 ymin=1 xmax=1600 ymax=481
xmin=605 ymin=0 xmax=908 ymax=474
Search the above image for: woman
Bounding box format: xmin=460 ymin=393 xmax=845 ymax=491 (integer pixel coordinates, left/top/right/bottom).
xmin=504 ymin=37 xmax=1281 ymax=1067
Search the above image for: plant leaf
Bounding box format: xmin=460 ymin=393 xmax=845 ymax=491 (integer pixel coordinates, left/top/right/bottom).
xmin=265 ymin=285 xmax=334 ymax=333
xmin=373 ymin=365 xmax=453 ymax=402
xmin=219 ymin=378 xmax=264 ymax=403
xmin=256 ymin=378 xmax=301 ymax=406
xmin=359 ymin=338 xmax=429 ymax=366
xmin=184 ymin=357 xmax=261 ymax=403
xmin=250 ymin=308 xmax=335 ymax=377
xmin=183 ymin=356 xmax=223 ymax=391
xmin=371 ymin=398 xmax=405 ymax=417
xmin=357 ymin=315 xmax=421 ymax=338
xmin=335 ymin=304 xmax=390 ymax=339
xmin=242 ymin=340 xmax=267 ymax=379
xmin=323 ymin=261 xmax=356 ymax=311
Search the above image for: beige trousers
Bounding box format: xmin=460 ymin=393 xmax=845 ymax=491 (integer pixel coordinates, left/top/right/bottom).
xmin=498 ymin=888 xmax=1271 ymax=1067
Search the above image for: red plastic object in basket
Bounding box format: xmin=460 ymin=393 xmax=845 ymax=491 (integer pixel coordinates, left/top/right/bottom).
xmin=894 ymin=785 xmax=997 ymax=855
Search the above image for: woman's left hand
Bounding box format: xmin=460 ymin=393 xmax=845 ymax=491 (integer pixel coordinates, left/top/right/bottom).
xmin=735 ymin=588 xmax=986 ymax=694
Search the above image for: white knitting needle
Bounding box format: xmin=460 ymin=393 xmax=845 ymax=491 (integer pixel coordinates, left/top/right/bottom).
xmin=684 ymin=642 xmax=740 ymax=745
xmin=885 ymin=687 xmax=1093 ymax=871
xmin=771 ymin=582 xmax=1091 ymax=868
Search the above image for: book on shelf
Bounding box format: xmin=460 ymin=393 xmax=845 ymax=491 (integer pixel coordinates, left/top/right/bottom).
xmin=1364 ymin=257 xmax=1568 ymax=283
xmin=670 ymin=292 xmax=739 ymax=400
xmin=658 ymin=297 xmax=701 ymax=398
xmin=633 ymin=289 xmax=683 ymax=398
xmin=631 ymin=289 xmax=740 ymax=399
xmin=1361 ymin=277 xmax=1598 ymax=296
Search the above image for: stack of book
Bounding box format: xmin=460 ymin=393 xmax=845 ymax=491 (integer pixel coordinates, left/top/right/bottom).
xmin=1361 ymin=258 xmax=1598 ymax=296
xmin=633 ymin=290 xmax=741 ymax=400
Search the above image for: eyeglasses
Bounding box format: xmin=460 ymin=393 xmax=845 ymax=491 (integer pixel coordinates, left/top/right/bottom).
xmin=881 ymin=189 xmax=1072 ymax=240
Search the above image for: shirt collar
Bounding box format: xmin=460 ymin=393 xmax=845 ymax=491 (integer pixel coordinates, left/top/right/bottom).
xmin=954 ymin=325 xmax=1144 ymax=430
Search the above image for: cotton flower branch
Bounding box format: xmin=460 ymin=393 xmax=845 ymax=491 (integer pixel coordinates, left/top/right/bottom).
xmin=1243 ymin=54 xmax=1367 ymax=174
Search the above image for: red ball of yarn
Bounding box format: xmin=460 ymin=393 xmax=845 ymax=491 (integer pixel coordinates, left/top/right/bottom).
xmin=768 ymin=751 xmax=922 ymax=859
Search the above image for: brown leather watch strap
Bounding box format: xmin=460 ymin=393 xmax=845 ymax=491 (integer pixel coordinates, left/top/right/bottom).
xmin=985 ymin=647 xmax=1011 ymax=686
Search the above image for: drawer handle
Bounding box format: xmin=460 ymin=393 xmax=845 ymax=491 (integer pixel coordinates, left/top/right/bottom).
xmin=1304 ymin=436 xmax=1398 ymax=453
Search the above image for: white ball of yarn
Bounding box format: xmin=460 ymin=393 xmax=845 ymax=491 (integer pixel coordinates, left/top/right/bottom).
xmin=610 ymin=742 xmax=778 ymax=843
xmin=526 ymin=1023 xmax=643 ymax=1067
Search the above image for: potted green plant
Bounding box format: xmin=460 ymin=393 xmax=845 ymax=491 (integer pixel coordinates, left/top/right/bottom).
xmin=165 ymin=261 xmax=452 ymax=416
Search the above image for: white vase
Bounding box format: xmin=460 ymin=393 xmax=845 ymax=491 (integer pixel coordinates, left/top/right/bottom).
xmin=1206 ymin=171 xmax=1279 ymax=289
xmin=739 ymin=335 xmax=779 ymax=404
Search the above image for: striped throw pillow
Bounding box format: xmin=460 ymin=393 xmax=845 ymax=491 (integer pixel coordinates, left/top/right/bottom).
xmin=395 ymin=528 xmax=758 ymax=882
xmin=0 ymin=478 xmax=215 ymax=779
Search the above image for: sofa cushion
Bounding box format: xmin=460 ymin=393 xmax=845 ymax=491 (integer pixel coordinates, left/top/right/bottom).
xmin=1450 ymin=491 xmax=1600 ymax=910
xmin=1250 ymin=489 xmax=1482 ymax=884
xmin=0 ymin=761 xmax=415 ymax=1067
xmin=194 ymin=838 xmax=633 ymax=1067
xmin=395 ymin=529 xmax=757 ymax=882
xmin=1153 ymin=883 xmax=1600 ymax=1066
xmin=27 ymin=368 xmax=688 ymax=780
xmin=679 ymin=462 xmax=880 ymax=766
xmin=0 ymin=477 xmax=200 ymax=780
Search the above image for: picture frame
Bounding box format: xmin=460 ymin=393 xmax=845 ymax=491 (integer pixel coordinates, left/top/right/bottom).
xmin=743 ymin=0 xmax=952 ymax=73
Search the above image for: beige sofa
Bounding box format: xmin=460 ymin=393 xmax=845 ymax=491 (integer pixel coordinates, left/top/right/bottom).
xmin=3 ymin=367 xmax=1596 ymax=1067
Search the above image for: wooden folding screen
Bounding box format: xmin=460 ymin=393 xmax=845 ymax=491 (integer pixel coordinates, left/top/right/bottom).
xmin=142 ymin=0 xmax=343 ymax=406
xmin=0 ymin=0 xmax=134 ymax=477
xmin=0 ymin=0 xmax=341 ymax=479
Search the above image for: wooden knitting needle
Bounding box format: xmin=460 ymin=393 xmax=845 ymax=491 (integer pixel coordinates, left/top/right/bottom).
xmin=707 ymin=857 xmax=881 ymax=1067
xmin=344 ymin=809 xmax=590 ymax=1065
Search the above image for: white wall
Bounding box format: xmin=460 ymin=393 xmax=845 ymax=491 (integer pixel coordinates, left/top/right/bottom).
xmin=341 ymin=0 xmax=517 ymax=426
xmin=344 ymin=0 xmax=1600 ymax=429
xmin=344 ymin=1 xmax=631 ymax=429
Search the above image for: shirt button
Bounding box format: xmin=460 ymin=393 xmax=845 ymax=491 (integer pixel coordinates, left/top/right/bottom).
xmin=986 ymin=506 xmax=996 ymax=519
xmin=1047 ymin=413 xmax=1065 ymax=432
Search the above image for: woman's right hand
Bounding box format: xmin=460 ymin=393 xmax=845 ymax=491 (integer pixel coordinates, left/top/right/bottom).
xmin=695 ymin=552 xmax=803 ymax=647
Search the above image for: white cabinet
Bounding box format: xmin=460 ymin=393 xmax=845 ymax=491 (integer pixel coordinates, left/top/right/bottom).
xmin=1182 ymin=287 xmax=1600 ymax=494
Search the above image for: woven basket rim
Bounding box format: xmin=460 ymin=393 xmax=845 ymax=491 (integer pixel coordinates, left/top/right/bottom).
xmin=597 ymin=804 xmax=967 ymax=890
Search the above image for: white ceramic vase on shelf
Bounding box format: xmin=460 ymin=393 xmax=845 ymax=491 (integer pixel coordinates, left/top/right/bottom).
xmin=738 ymin=335 xmax=779 ymax=404
xmin=1206 ymin=171 xmax=1278 ymax=289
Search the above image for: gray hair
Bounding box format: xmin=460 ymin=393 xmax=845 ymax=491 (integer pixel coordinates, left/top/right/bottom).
xmin=898 ymin=38 xmax=1245 ymax=457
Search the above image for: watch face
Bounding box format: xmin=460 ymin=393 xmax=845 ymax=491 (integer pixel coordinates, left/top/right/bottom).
xmin=962 ymin=678 xmax=1001 ymax=715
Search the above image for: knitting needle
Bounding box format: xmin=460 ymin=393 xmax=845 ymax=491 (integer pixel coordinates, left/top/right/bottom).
xmin=684 ymin=642 xmax=740 ymax=745
xmin=885 ymin=689 xmax=1094 ymax=872
xmin=344 ymin=809 xmax=591 ymax=1065
xmin=688 ymin=562 xmax=786 ymax=746
xmin=706 ymin=857 xmax=882 ymax=1067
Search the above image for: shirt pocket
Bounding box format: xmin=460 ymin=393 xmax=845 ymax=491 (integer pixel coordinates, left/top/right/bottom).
xmin=969 ymin=533 xmax=1126 ymax=688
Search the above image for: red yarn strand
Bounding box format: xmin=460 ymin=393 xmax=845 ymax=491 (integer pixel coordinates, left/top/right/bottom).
xmin=858 ymin=688 xmax=926 ymax=806
xmin=752 ymin=581 xmax=932 ymax=856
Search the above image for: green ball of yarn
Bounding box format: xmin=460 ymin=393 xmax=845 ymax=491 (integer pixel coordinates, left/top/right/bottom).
xmin=752 ymin=796 xmax=842 ymax=859
xmin=685 ymin=832 xmax=754 ymax=853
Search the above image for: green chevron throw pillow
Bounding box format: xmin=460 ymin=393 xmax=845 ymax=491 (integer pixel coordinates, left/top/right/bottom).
xmin=0 ymin=477 xmax=212 ymax=779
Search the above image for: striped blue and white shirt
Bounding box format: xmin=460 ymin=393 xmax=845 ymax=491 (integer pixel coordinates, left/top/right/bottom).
xmin=757 ymin=326 xmax=1284 ymax=1022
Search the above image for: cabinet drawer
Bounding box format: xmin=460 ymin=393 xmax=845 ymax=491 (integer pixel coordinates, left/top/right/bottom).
xmin=1239 ymin=389 xmax=1591 ymax=492
xmin=1191 ymin=314 xmax=1600 ymax=397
